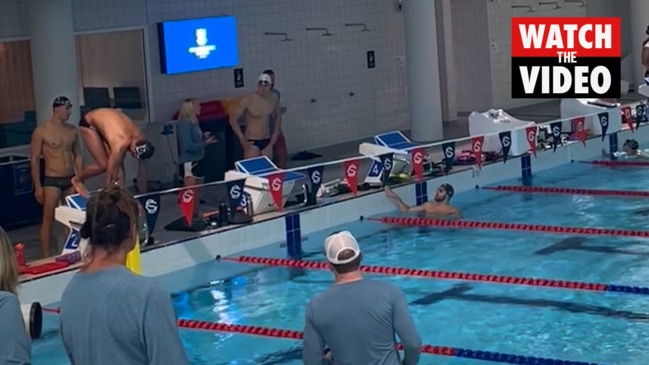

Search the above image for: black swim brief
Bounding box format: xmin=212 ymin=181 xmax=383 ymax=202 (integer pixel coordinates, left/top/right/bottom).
xmin=42 ymin=176 xmax=74 ymax=191
xmin=249 ymin=139 xmax=271 ymax=150
xmin=79 ymin=116 xmax=91 ymax=128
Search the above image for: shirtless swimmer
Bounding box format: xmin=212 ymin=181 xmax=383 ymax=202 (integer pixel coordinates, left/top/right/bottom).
xmin=602 ymin=139 xmax=649 ymax=159
xmin=229 ymin=73 xmax=282 ymax=159
xmin=385 ymin=184 xmax=461 ymax=219
xmin=72 ymin=108 xmax=155 ymax=197
xmin=30 ymin=96 xmax=83 ymax=257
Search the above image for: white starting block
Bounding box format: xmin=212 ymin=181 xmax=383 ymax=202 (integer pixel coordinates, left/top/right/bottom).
xmin=358 ymin=131 xmax=430 ymax=185
xmin=54 ymin=194 xmax=89 ymax=256
xmin=638 ymin=77 xmax=649 ymax=98
xmin=469 ymin=108 xmax=536 ymax=156
xmin=224 ymin=156 xmax=306 ymax=215
xmin=560 ymin=99 xmax=621 ymax=135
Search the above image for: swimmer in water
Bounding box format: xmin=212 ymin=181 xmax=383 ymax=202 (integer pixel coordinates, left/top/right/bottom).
xmin=384 ymin=184 xmax=461 ymax=219
xmin=602 ymin=139 xmax=649 ymax=159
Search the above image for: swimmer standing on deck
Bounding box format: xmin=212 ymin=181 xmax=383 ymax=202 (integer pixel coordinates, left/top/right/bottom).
xmin=228 ymin=73 xmax=282 ymax=159
xmin=385 ymin=184 xmax=461 ymax=219
xmin=302 ymin=231 xmax=421 ymax=365
xmin=72 ymin=108 xmax=155 ymax=197
xmin=30 ymin=96 xmax=83 ymax=257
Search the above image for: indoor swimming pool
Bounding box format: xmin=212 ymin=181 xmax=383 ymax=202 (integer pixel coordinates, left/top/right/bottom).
xmin=31 ymin=160 xmax=649 ymax=364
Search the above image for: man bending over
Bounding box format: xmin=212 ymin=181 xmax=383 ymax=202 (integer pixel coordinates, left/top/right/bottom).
xmin=229 ymin=73 xmax=282 ymax=159
xmin=72 ymin=108 xmax=155 ymax=197
xmin=30 ymin=96 xmax=82 ymax=257
xmin=385 ymin=184 xmax=461 ymax=219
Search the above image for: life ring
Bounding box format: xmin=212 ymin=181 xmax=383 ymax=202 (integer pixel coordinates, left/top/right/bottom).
xmin=21 ymin=302 xmax=43 ymax=339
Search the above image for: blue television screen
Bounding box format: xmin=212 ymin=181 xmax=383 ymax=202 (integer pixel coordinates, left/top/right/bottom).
xmin=158 ymin=16 xmax=239 ymax=75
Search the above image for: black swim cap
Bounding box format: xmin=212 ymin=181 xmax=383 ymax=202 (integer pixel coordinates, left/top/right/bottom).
xmin=441 ymin=183 xmax=454 ymax=198
xmin=134 ymin=140 xmax=155 ymax=160
xmin=625 ymin=139 xmax=639 ymax=150
xmin=53 ymin=96 xmax=72 ymax=109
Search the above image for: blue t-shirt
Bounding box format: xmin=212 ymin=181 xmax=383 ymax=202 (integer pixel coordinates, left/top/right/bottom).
xmin=0 ymin=291 xmax=31 ymax=364
xmin=176 ymin=119 xmax=205 ymax=165
xmin=59 ymin=266 xmax=189 ymax=365
xmin=303 ymin=279 xmax=421 ymax=365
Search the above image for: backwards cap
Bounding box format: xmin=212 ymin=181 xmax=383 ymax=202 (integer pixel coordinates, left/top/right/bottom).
xmin=324 ymin=231 xmax=361 ymax=265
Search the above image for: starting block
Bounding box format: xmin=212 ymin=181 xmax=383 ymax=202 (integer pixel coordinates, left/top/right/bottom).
xmin=638 ymin=78 xmax=649 ymax=98
xmin=468 ymin=109 xmax=535 ymax=156
xmin=56 ymin=193 xmax=142 ymax=274
xmin=55 ymin=194 xmax=89 ymax=256
xmin=224 ymin=156 xmax=306 ymax=215
xmin=358 ymin=131 xmax=432 ymax=185
xmin=560 ymin=99 xmax=621 ymax=135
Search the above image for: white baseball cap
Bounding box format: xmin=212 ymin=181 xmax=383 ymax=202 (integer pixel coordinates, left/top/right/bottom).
xmin=324 ymin=231 xmax=361 ymax=265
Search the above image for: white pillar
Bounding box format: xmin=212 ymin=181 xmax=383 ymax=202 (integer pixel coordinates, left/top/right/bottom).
xmin=403 ymin=0 xmax=443 ymax=142
xmin=28 ymin=0 xmax=79 ymax=125
xmin=629 ymin=0 xmax=649 ymax=87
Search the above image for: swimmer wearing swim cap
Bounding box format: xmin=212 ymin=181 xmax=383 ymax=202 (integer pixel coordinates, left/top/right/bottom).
xmin=622 ymin=139 xmax=649 ymax=157
xmin=228 ymin=73 xmax=282 ymax=160
xmin=72 ymin=108 xmax=155 ymax=197
xmin=603 ymin=139 xmax=649 ymax=160
xmin=384 ymin=184 xmax=461 ymax=219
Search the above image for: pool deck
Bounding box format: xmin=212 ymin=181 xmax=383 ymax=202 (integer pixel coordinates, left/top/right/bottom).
xmin=13 ymin=96 xmax=646 ymax=281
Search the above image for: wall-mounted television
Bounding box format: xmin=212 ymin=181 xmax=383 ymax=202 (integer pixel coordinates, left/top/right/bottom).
xmin=157 ymin=16 xmax=239 ymax=75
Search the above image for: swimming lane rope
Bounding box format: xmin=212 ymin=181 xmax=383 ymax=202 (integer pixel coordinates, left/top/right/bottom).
xmin=221 ymin=256 xmax=649 ymax=296
xmin=367 ymin=216 xmax=649 ymax=238
xmin=482 ymin=185 xmax=649 ymax=198
xmin=581 ymin=160 xmax=649 ymax=167
xmin=39 ymin=308 xmax=609 ymax=365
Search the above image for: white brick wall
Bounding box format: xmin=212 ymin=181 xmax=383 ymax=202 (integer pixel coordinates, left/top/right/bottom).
xmin=0 ymin=0 xmax=408 ymax=152
xmin=438 ymin=0 xmax=630 ymax=119
xmin=0 ymin=0 xmax=634 ymax=148
xmin=450 ymin=0 xmax=494 ymax=114
xmin=0 ymin=0 xmax=28 ymax=39
xmin=487 ymin=0 xmax=586 ymax=109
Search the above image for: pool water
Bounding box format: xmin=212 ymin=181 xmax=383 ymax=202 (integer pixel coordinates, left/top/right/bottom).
xmin=31 ymin=161 xmax=649 ymax=364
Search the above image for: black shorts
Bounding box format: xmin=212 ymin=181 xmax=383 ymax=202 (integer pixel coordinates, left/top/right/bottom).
xmin=249 ymin=139 xmax=270 ymax=150
xmin=182 ymin=162 xmax=201 ymax=178
xmin=79 ymin=116 xmax=91 ymax=129
xmin=79 ymin=116 xmax=107 ymax=143
xmin=42 ymin=176 xmax=74 ymax=191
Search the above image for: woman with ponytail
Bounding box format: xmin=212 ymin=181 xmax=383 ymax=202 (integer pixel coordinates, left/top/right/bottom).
xmin=59 ymin=186 xmax=189 ymax=365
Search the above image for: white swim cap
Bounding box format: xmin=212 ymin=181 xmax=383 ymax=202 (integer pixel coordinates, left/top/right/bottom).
xmin=258 ymin=74 xmax=272 ymax=84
